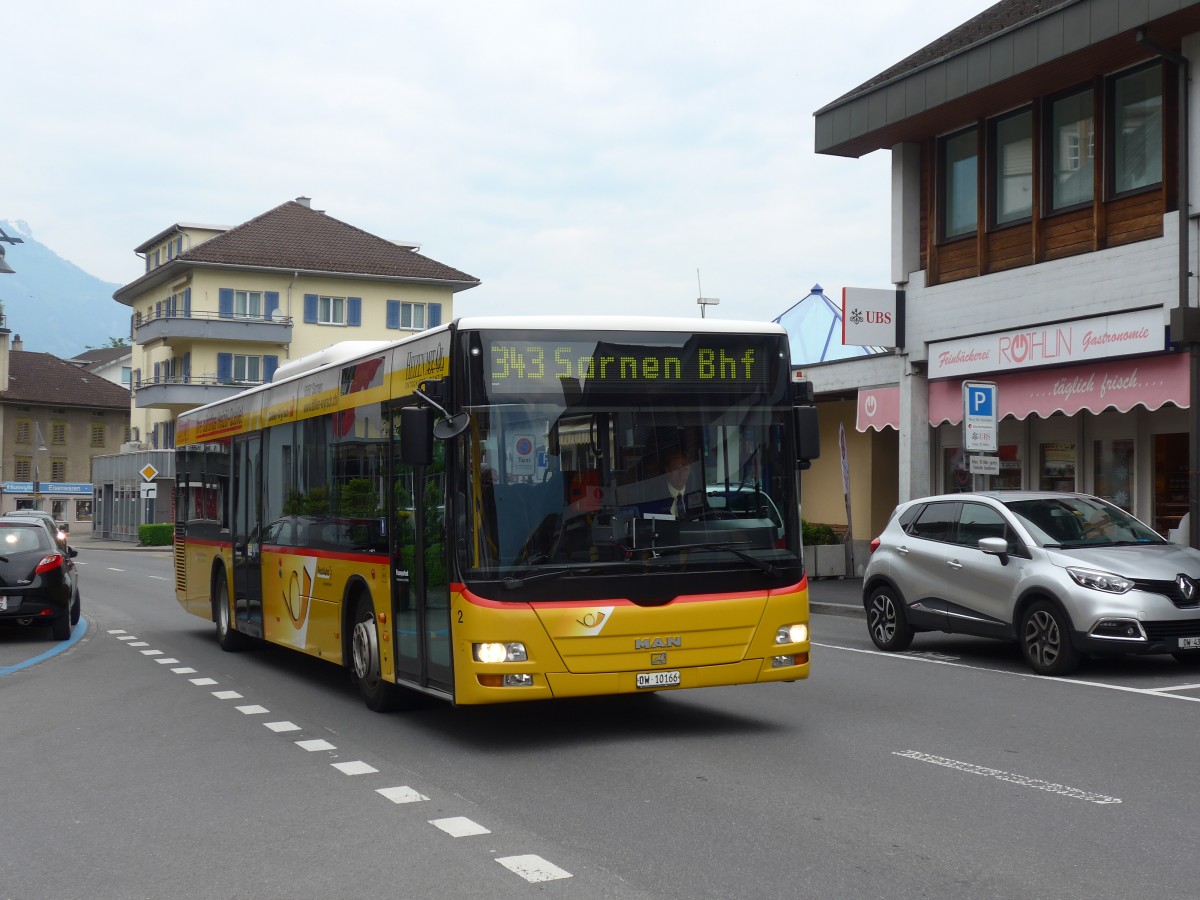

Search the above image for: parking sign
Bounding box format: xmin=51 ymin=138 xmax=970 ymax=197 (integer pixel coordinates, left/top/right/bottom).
xmin=962 ymin=381 xmax=998 ymax=452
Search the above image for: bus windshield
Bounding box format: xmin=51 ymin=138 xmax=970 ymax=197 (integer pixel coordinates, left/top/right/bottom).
xmin=462 ymin=399 xmax=798 ymax=581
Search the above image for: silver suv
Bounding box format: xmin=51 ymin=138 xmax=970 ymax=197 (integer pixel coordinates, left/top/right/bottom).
xmin=863 ymin=491 xmax=1200 ymax=675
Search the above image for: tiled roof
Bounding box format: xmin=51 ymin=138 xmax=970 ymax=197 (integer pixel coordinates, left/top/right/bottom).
xmin=178 ymin=200 xmax=480 ymax=287
xmin=2 ymin=351 xmax=131 ymax=409
xmin=68 ymin=345 xmax=131 ymax=368
xmin=826 ymin=0 xmax=1075 ymax=107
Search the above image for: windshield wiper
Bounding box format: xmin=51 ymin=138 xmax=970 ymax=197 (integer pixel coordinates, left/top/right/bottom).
xmin=620 ymin=541 xmax=778 ymax=575
xmin=502 ymin=567 xmax=577 ymax=589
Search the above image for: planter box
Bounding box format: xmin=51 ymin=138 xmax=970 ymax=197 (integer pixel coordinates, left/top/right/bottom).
xmin=805 ymin=543 xmax=847 ymax=578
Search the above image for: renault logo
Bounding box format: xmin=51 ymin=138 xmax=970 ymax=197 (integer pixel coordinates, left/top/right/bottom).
xmin=1178 ymin=575 xmax=1196 ymax=602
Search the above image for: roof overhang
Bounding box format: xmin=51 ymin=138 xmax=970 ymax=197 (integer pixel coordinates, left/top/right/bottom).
xmin=814 ymin=0 xmax=1200 ymax=158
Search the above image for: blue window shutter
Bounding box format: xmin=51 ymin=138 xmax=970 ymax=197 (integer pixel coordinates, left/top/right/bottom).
xmin=218 ymin=288 xmax=234 ymax=319
xmin=428 ymin=303 xmax=442 ymax=328
xmin=153 ymin=362 xmax=161 ymax=381
xmin=348 ymin=297 xmax=362 ymax=327
xmin=386 ymin=300 xmax=399 ymax=329
xmin=217 ymin=353 xmax=232 ymax=383
xmin=264 ymin=355 xmax=279 ymax=382
xmin=304 ymin=294 xmax=318 ymax=323
xmin=152 ymin=423 xmax=159 ymax=449
xmin=184 ymin=287 xmax=191 ymax=317
xmin=265 ymin=291 xmax=280 ymax=320
xmin=176 ymin=236 xmax=183 ymax=256
xmin=183 ymin=352 xmax=191 ymax=379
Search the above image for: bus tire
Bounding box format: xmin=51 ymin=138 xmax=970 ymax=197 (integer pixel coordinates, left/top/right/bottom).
xmin=351 ymin=594 xmax=404 ymax=712
xmin=213 ymin=569 xmax=250 ymax=652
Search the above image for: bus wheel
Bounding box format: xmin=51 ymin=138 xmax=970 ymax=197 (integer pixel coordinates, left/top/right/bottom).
xmin=351 ymin=595 xmax=403 ymax=712
xmin=214 ymin=569 xmax=250 ymax=652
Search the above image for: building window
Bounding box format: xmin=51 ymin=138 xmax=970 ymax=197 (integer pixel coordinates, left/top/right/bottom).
xmin=1110 ymin=64 xmax=1163 ymax=196
xmin=51 ymin=421 xmax=66 ymax=445
xmin=402 ymin=302 xmax=425 ymax=330
xmin=14 ymin=457 xmax=30 ymax=481
xmin=319 ymin=296 xmax=346 ymax=325
xmin=15 ymin=418 xmax=30 ymax=444
xmin=91 ymin=423 xmax=106 ymax=448
xmin=234 ymin=290 xmax=262 ymax=318
xmin=1039 ymin=442 xmax=1076 ymax=491
xmin=1048 ymin=88 xmax=1095 ymax=211
xmin=51 ymin=458 xmax=66 ymax=482
xmin=940 ymin=127 xmax=978 ymax=239
xmin=233 ymin=355 xmax=262 ymax=383
xmin=121 ymin=366 xmax=132 ymax=386
xmin=1093 ymin=438 xmax=1134 ymax=511
xmin=990 ymin=108 xmax=1033 ymax=226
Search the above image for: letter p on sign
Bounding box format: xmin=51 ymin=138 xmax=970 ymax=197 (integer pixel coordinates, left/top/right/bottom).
xmin=962 ymin=381 xmax=998 ymax=452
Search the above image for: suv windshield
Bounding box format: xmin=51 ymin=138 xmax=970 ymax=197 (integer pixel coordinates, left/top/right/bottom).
xmin=1004 ymin=496 xmax=1166 ymax=547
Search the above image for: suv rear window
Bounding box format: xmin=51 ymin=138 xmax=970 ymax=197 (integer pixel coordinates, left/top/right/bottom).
xmin=907 ymin=502 xmax=959 ymax=542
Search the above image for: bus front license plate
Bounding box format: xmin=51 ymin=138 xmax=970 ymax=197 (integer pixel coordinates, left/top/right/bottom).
xmin=637 ymin=670 xmax=680 ymax=689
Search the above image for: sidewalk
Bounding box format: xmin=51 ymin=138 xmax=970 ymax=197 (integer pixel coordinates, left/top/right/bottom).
xmin=808 ymin=576 xmax=866 ymax=619
xmin=68 ymin=531 xmax=169 ymax=551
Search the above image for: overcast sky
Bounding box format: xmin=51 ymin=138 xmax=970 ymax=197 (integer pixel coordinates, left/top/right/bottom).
xmin=7 ymin=1 xmax=993 ymax=324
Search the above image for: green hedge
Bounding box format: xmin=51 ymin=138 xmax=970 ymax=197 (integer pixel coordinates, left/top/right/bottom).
xmin=139 ymin=523 xmax=173 ymax=546
xmin=802 ymin=520 xmax=841 ymax=545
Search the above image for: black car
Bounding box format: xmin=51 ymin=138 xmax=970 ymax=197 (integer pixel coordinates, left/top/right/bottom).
xmin=0 ymin=517 xmax=80 ymax=640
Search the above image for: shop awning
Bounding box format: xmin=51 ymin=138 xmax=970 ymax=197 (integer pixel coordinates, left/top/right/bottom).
xmin=928 ymin=352 xmax=1190 ymax=425
xmin=857 ymin=386 xmax=900 ymax=432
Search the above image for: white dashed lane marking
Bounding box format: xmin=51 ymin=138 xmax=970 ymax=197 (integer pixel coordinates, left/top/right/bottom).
xmin=430 ymin=816 xmax=490 ymax=837
xmin=109 ymin=630 xmax=577 ymax=887
xmin=377 ymin=786 xmax=429 ymax=804
xmin=497 ymin=855 xmax=573 ymax=883
xmin=296 ymin=739 xmax=337 ymax=752
xmin=332 ymin=761 xmax=379 ymax=776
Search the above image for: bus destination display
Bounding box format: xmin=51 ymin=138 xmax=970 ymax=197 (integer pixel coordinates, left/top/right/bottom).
xmin=484 ymin=334 xmax=776 ymax=396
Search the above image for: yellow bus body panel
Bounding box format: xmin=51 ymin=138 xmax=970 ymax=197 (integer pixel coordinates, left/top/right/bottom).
xmin=451 ymin=583 xmax=810 ymax=706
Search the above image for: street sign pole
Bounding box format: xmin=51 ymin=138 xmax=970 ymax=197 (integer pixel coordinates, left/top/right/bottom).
xmin=962 ymin=381 xmax=998 ymax=492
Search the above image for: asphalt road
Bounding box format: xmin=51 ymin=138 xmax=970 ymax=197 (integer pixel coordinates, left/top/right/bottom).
xmin=5 ymin=545 xmax=1200 ymax=899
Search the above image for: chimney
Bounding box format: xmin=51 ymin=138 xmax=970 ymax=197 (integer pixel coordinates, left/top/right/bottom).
xmin=0 ymin=327 xmax=10 ymax=391
xmin=12 ymin=334 xmax=22 ymax=352
xmin=296 ymin=196 xmax=312 ymax=208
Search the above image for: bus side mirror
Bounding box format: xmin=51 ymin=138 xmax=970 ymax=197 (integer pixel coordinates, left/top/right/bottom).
xmin=794 ymin=406 xmax=820 ymax=463
xmin=400 ymin=406 xmax=434 ymax=466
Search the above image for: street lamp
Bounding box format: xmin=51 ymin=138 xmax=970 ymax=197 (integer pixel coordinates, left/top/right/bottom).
xmin=33 ymin=422 xmax=47 ymax=509
xmin=0 ymin=226 xmax=23 ymax=275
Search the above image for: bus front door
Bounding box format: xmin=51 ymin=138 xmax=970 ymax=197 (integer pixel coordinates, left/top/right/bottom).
xmin=230 ymin=433 xmax=263 ymax=638
xmin=390 ymin=426 xmax=452 ymax=693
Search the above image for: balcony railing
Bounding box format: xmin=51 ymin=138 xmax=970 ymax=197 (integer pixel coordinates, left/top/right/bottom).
xmin=134 ymin=373 xmax=263 ymax=409
xmin=134 ymin=310 xmax=293 ymax=346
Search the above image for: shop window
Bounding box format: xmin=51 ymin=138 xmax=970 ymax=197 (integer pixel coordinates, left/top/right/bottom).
xmin=990 ymin=108 xmax=1033 ymax=226
xmin=1092 ymin=438 xmax=1134 ymax=511
xmin=1048 ymin=88 xmax=1094 ymax=211
xmin=1110 ymin=64 xmax=1163 ymax=196
xmin=943 ymin=444 xmax=1022 ymax=492
xmin=76 ymin=500 xmax=93 ymax=522
xmin=1154 ymin=432 xmax=1188 ymax=536
xmin=940 ymin=127 xmax=978 ymax=240
xmin=1039 ymin=442 xmax=1076 ymax=491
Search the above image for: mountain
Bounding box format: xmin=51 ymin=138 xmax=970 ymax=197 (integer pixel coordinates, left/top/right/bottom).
xmin=0 ymin=220 xmax=130 ymax=358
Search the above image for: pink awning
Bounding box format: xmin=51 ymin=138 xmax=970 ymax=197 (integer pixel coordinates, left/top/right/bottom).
xmin=929 ymin=352 xmax=1190 ymax=425
xmin=857 ymin=386 xmax=900 ymax=432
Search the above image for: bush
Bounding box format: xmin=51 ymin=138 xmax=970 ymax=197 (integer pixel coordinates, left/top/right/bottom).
xmin=802 ymin=520 xmax=841 ymax=545
xmin=139 ymin=523 xmax=173 ymax=546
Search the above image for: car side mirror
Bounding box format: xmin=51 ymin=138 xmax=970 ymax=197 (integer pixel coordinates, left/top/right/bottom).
xmin=978 ymin=536 xmax=1009 ymax=564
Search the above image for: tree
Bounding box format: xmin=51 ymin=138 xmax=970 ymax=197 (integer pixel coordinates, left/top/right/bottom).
xmin=84 ymin=337 xmax=130 ymax=350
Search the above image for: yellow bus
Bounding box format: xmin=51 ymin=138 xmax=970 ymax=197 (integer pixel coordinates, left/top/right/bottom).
xmin=174 ymin=316 xmax=820 ymax=709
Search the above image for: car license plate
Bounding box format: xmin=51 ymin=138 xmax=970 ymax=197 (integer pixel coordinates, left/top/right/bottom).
xmin=1179 ymin=636 xmax=1200 ymax=650
xmin=0 ymin=597 xmax=5 ymax=611
xmin=636 ymin=670 xmax=680 ymax=689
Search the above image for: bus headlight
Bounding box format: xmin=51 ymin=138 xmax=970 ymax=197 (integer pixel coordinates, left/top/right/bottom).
xmin=473 ymin=641 xmax=528 ymax=663
xmin=775 ymin=623 xmax=808 ymax=644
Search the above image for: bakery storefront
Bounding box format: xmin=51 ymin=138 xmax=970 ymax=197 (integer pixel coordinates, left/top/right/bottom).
xmin=926 ymin=308 xmax=1191 ymax=537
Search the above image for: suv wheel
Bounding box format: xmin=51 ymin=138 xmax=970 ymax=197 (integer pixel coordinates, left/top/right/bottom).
xmin=1020 ymin=599 xmax=1079 ymax=676
xmin=866 ymin=585 xmax=914 ymax=652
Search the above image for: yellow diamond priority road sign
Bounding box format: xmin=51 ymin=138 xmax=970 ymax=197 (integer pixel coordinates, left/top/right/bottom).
xmin=140 ymin=464 xmax=159 ymax=482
